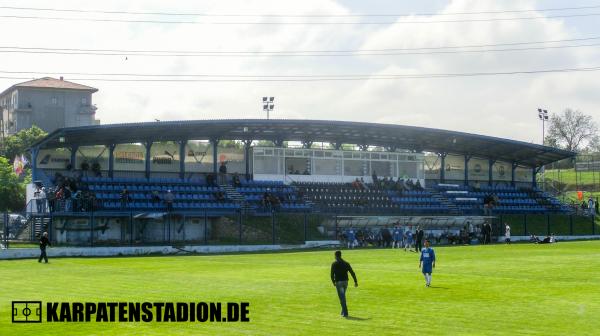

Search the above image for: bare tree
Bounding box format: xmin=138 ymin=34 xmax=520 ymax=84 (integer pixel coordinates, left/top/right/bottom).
xmin=546 ymin=108 xmax=598 ymax=152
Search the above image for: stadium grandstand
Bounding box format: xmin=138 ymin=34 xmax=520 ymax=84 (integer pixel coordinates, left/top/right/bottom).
xmin=7 ymin=118 xmax=591 ymax=248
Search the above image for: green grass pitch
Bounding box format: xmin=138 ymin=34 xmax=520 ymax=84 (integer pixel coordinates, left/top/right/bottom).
xmin=1 ymin=241 xmax=599 ymax=335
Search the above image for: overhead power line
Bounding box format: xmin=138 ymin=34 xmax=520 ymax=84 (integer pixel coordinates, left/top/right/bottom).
xmin=1 ymin=37 xmax=599 ymax=57
xmin=1 ymin=4 xmax=600 ymax=18
xmin=0 ymin=12 xmax=599 ymax=25
xmin=0 ymin=66 xmax=599 ymax=82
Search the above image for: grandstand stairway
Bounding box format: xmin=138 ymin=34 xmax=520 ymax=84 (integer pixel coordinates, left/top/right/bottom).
xmin=221 ymin=185 xmax=254 ymax=212
xmin=430 ymin=192 xmax=461 ymax=215
xmin=18 ymin=216 xmax=51 ymax=240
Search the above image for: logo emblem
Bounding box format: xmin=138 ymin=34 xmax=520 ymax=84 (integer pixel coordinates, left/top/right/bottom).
xmin=12 ymin=301 xmax=42 ymax=323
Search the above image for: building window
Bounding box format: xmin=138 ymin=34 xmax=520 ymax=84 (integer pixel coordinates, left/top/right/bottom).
xmin=51 ymin=97 xmax=57 ymax=105
xmin=12 ymin=91 xmax=18 ymax=109
xmin=81 ymin=97 xmax=87 ymax=105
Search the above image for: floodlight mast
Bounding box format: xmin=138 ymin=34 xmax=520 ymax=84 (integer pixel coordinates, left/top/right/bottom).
xmin=537 ymin=108 xmax=549 ymax=145
xmin=263 ymin=97 xmax=275 ymax=120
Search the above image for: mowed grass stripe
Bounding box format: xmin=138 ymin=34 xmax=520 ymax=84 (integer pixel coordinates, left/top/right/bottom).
xmin=1 ymin=241 xmax=599 ymax=335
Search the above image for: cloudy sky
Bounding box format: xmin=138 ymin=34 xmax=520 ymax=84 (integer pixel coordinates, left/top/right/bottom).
xmin=1 ymin=0 xmax=599 ymax=144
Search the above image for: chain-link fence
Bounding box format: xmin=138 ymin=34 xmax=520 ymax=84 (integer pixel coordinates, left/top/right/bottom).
xmin=3 ymin=211 xmax=598 ymax=248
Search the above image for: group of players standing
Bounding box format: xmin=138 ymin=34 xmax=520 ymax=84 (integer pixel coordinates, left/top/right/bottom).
xmin=343 ymin=225 xmax=425 ymax=252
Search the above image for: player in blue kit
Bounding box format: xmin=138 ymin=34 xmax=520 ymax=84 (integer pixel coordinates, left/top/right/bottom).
xmin=404 ymin=228 xmax=414 ymax=252
xmin=419 ymin=240 xmax=436 ymax=287
xmin=345 ymin=227 xmax=357 ymax=249
xmin=392 ymin=225 xmax=403 ymax=248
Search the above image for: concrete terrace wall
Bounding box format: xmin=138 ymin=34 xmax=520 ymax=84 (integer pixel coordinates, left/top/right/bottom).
xmin=0 ymin=241 xmax=339 ymax=260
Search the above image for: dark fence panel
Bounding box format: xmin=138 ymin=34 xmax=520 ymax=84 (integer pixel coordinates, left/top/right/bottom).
xmin=5 ymin=211 xmax=600 ymax=248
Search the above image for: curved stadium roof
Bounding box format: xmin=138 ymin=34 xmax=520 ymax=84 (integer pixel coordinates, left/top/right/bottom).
xmin=33 ymin=119 xmax=574 ymax=167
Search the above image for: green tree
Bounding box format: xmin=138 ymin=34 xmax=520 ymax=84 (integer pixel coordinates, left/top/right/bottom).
xmin=546 ymin=109 xmax=598 ymax=152
xmin=1 ymin=125 xmax=47 ymax=162
xmin=0 ymin=156 xmax=25 ymax=211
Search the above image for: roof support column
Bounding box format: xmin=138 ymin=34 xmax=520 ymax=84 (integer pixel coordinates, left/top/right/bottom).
xmin=70 ymin=145 xmax=79 ymax=170
xmin=511 ymin=162 xmax=518 ymax=186
xmin=439 ymin=153 xmax=447 ymax=183
xmin=488 ymin=159 xmax=496 ymax=187
xmin=211 ymin=139 xmax=219 ymax=174
xmin=244 ymin=140 xmax=252 ymax=181
xmin=532 ymin=166 xmax=543 ymax=188
xmin=31 ymin=146 xmax=39 ymax=182
xmin=108 ymin=144 xmax=116 ymax=178
xmin=464 ymin=155 xmax=471 ymax=186
xmin=144 ymin=141 xmax=152 ymax=179
xmin=179 ymin=140 xmax=187 ymax=180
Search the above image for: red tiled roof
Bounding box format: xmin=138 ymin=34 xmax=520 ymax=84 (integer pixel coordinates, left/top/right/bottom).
xmin=12 ymin=77 xmax=98 ymax=92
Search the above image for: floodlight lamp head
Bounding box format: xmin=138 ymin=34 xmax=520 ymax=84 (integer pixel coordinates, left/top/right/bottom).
xmin=269 ymin=97 xmax=275 ymax=102
xmin=262 ymin=97 xmax=268 ymax=102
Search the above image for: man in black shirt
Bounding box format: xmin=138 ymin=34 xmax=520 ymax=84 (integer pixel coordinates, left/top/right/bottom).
xmin=415 ymin=226 xmax=424 ymax=252
xmin=38 ymin=232 xmax=51 ymax=263
xmin=330 ymin=250 xmax=358 ymax=318
xmin=482 ymin=222 xmax=492 ymax=245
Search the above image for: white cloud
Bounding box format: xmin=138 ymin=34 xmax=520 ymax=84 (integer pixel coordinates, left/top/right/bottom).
xmin=0 ymin=0 xmax=598 ymax=144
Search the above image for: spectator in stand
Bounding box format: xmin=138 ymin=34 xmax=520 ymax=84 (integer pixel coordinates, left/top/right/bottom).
xmin=63 ymin=186 xmax=73 ymax=212
xmin=588 ymin=197 xmax=595 ymax=216
xmin=219 ymin=161 xmax=228 ymax=184
xmin=164 ymin=190 xmax=174 ymax=212
xmin=215 ymin=191 xmax=226 ymax=202
xmin=120 ymin=188 xmax=130 ymax=210
xmin=73 ymin=190 xmax=82 ymax=212
xmin=34 ymin=187 xmax=46 ymax=213
xmin=596 ymin=198 xmax=599 ymax=215
xmin=87 ymin=192 xmax=97 ymax=212
xmin=414 ymin=180 xmax=423 ymax=191
xmin=232 ymin=173 xmax=241 ymax=188
xmin=151 ymin=190 xmax=161 ymax=205
xmin=208 ymin=173 xmax=219 ymax=186
xmin=46 ymin=188 xmax=56 ymax=213
xmin=262 ymin=192 xmax=270 ymax=209
xmin=360 ymin=177 xmax=368 ymax=190
xmin=406 ymin=179 xmax=415 ymax=190
xmin=371 ymin=171 xmax=378 ymax=188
